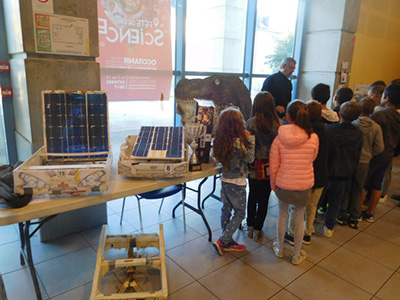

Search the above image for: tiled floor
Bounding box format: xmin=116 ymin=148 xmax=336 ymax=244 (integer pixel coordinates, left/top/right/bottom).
xmin=1 ymin=160 xmax=400 ymax=299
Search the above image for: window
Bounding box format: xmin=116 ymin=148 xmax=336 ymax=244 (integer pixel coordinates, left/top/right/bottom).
xmin=185 ymin=1 xmax=247 ymax=73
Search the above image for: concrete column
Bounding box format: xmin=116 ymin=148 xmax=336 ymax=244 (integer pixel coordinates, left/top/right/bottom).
xmin=297 ymin=0 xmax=361 ymax=103
xmin=3 ymin=0 xmax=100 ymax=159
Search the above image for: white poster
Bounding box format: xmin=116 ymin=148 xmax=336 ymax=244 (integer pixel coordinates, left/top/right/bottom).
xmin=34 ymin=13 xmax=90 ymax=56
xmin=32 ymin=0 xmax=54 ymax=13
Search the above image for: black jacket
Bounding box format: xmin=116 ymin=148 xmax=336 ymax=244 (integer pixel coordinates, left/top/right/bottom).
xmin=326 ymin=122 xmax=363 ymax=178
xmin=371 ymin=107 xmax=400 ymax=162
xmin=261 ymin=71 xmax=292 ymax=118
xmin=312 ymin=121 xmax=336 ymax=188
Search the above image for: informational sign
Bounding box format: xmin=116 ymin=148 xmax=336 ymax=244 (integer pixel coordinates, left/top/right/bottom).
xmin=32 ymin=0 xmax=54 ymax=14
xmin=97 ymin=0 xmax=172 ymax=101
xmin=34 ymin=13 xmax=90 ymax=56
xmin=0 ymin=62 xmax=10 ymax=72
xmin=354 ymin=84 xmax=369 ymax=100
xmin=1 ymin=88 xmax=13 ymax=98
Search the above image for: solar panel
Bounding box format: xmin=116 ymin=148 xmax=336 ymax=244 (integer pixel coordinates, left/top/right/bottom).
xmin=131 ymin=126 xmax=184 ymax=160
xmin=43 ymin=90 xmax=109 ymax=160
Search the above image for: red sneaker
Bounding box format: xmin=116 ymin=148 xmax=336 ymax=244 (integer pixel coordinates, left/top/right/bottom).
xmin=213 ymin=239 xmax=225 ymax=256
xmin=224 ymin=240 xmax=246 ymax=252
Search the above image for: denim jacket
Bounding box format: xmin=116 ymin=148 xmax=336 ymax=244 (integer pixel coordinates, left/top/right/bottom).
xmin=220 ymin=135 xmax=255 ymax=179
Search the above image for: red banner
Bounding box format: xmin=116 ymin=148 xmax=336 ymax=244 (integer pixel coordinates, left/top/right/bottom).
xmin=97 ymin=0 xmax=172 ymax=101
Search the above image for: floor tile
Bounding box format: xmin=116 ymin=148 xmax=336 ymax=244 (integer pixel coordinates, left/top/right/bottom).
xmin=2 ymin=268 xmax=49 ymax=300
xmin=168 ymin=281 xmax=218 ymax=300
xmin=107 ymin=214 xmax=138 ymax=234
xmin=343 ymin=232 xmax=400 ymax=270
xmin=0 ymin=240 xmax=25 ymax=274
xmin=199 ymin=259 xmax=281 ymax=300
xmin=166 ymin=236 xmax=236 ymax=280
xmin=30 ymin=233 xmax=90 ymax=264
xmin=379 ymin=207 xmax=400 ymax=227
xmin=175 ymin=206 xmax=222 ymax=237
xmin=363 ymin=219 xmax=400 ymax=247
xmin=35 ymin=247 xmax=97 ymax=297
xmin=268 ymin=289 xmax=300 ymax=300
xmin=240 ymin=242 xmax=314 ymax=287
xmin=299 ymin=234 xmax=339 ymax=264
xmin=226 ymin=229 xmax=265 ymax=259
xmin=375 ymin=271 xmax=400 ymax=300
xmin=80 ymin=225 xmax=103 ymax=246
xmin=165 ymin=256 xmax=195 ymax=294
xmin=144 ymin=218 xmax=201 ymax=251
xmin=318 ymin=247 xmax=394 ymax=295
xmin=0 ymin=224 xmax=20 ymax=245
xmin=286 ymin=266 xmax=371 ymax=300
xmin=121 ymin=203 xmax=173 ymax=231
xmin=51 ymin=282 xmax=92 ymax=300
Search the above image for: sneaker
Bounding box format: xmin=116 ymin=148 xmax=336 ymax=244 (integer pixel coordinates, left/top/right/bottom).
xmin=323 ymin=225 xmax=334 ymax=238
xmin=303 ymin=235 xmax=311 ymax=245
xmin=336 ymin=216 xmax=347 ymax=226
xmin=224 ymin=240 xmax=246 ymax=252
xmin=213 ymin=239 xmax=224 ymax=256
xmin=379 ymin=194 xmax=388 ymax=202
xmin=247 ymin=226 xmax=254 ymax=238
xmin=254 ymin=230 xmax=263 ymax=242
xmin=272 ymin=241 xmax=284 ymax=258
xmin=292 ymin=250 xmax=307 ymax=265
xmin=317 ymin=206 xmax=327 ymax=215
xmin=284 ymin=232 xmax=295 ymax=246
xmin=347 ymin=218 xmax=359 ymax=229
xmin=357 ymin=211 xmax=365 ymax=222
xmin=365 ymin=213 xmax=375 ymax=223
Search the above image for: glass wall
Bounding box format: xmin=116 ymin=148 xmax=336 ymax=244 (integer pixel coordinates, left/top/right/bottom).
xmin=101 ymin=0 xmax=300 ymax=150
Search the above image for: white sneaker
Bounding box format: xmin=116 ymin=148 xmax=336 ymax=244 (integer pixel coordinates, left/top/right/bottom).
xmin=323 ymin=225 xmax=334 ymax=238
xmin=292 ymin=250 xmax=307 ymax=265
xmin=379 ymin=195 xmax=388 ymax=203
xmin=272 ymin=242 xmax=284 ymax=258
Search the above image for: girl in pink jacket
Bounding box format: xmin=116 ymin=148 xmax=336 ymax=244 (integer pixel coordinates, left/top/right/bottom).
xmin=269 ymin=100 xmax=319 ymax=265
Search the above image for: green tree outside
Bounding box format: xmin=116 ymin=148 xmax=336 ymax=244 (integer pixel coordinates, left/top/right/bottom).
xmin=264 ymin=33 xmax=294 ymax=73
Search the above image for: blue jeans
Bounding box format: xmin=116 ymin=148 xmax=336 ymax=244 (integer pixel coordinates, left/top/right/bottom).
xmin=219 ymin=181 xmax=246 ymax=244
xmin=324 ymin=178 xmax=347 ymax=230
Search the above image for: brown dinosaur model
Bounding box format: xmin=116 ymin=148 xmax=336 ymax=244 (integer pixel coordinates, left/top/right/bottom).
xmin=175 ymin=75 xmax=252 ymax=126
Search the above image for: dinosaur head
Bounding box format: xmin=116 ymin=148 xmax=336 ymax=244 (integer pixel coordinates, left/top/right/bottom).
xmin=175 ymin=75 xmax=251 ymax=126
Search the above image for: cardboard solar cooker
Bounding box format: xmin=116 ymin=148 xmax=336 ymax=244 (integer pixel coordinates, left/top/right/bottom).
xmin=13 ymin=90 xmax=112 ymax=195
xmin=118 ymin=126 xmax=188 ymax=178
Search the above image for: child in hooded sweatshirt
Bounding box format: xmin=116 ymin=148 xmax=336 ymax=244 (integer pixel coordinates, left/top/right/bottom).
xmin=337 ymin=97 xmax=383 ymax=229
xmin=269 ymin=100 xmax=319 ymax=265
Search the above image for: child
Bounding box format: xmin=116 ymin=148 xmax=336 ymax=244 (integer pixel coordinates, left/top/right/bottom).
xmin=212 ymin=107 xmax=255 ymax=255
xmin=311 ymin=83 xmax=339 ymax=124
xmin=333 ymin=87 xmax=353 ymax=115
xmin=269 ymin=100 xmax=319 ymax=265
xmin=337 ymin=97 xmax=383 ymax=228
xmin=322 ymin=101 xmax=363 ymax=237
xmin=246 ymin=92 xmax=281 ymax=241
xmin=286 ymin=100 xmax=336 ymax=245
xmin=361 ymin=84 xmax=400 ymax=222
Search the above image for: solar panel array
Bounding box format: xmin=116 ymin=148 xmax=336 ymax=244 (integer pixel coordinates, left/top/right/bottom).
xmin=43 ymin=91 xmax=109 ymax=159
xmin=132 ymin=126 xmax=184 ymax=160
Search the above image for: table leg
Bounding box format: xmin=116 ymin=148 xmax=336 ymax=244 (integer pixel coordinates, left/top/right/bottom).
xmin=201 ymin=174 xmax=221 ymax=209
xmin=19 ymin=221 xmax=42 ymax=300
xmin=172 ymin=177 xmax=213 ymax=241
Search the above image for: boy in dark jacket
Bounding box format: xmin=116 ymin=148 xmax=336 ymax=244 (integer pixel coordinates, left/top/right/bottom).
xmin=333 ymin=87 xmax=353 ymax=115
xmin=361 ymin=84 xmax=400 ymax=222
xmin=337 ymin=97 xmax=384 ymax=228
xmin=322 ymin=101 xmax=363 ymax=237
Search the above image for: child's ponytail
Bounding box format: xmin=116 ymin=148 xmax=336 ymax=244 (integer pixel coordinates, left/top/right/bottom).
xmin=287 ymin=101 xmax=313 ymax=137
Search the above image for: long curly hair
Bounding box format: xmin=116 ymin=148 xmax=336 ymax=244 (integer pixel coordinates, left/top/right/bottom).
xmin=213 ymin=107 xmax=247 ymax=168
xmin=252 ymin=91 xmax=280 ymax=132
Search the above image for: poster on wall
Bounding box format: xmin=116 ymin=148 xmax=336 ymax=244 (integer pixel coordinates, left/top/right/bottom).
xmin=34 ymin=13 xmax=90 ymax=56
xmin=97 ymin=0 xmax=172 ymax=101
xmin=32 ymin=0 xmax=54 ymax=14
